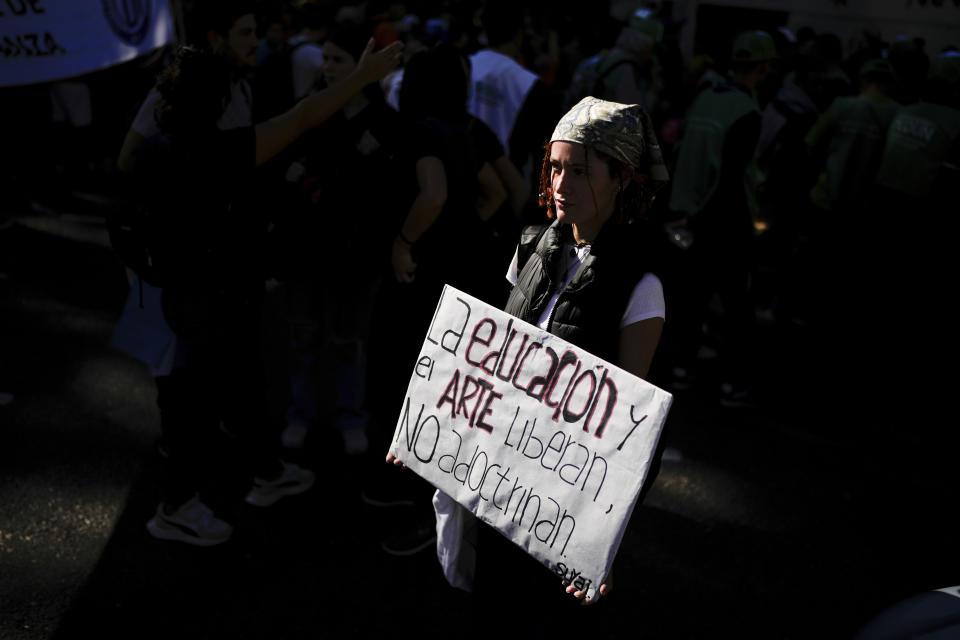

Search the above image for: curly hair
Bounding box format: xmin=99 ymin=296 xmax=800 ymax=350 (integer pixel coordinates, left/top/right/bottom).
xmin=537 ymin=142 xmax=655 ymax=224
xmin=154 ymin=46 xmax=232 ymax=138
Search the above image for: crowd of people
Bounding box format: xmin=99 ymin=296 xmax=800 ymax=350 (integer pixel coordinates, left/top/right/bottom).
xmin=60 ymin=0 xmax=960 ymax=625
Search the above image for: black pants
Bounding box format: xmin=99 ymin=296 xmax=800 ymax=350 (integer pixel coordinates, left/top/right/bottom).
xmin=158 ymin=282 xmax=279 ymax=515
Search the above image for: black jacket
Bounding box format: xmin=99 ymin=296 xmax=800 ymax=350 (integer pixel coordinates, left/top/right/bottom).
xmin=503 ymin=217 xmax=660 ymax=363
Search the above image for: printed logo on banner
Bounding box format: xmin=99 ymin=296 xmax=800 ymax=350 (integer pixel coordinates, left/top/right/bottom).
xmin=101 ymin=0 xmax=152 ymax=46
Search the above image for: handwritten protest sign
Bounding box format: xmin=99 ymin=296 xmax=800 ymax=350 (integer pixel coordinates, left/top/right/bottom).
xmin=388 ymin=285 xmax=673 ymax=601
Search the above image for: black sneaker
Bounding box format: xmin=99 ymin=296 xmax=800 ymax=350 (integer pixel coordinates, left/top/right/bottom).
xmin=380 ymin=521 xmax=437 ymax=556
xmin=146 ymin=495 xmax=233 ymax=546
xmin=245 ymin=461 xmax=315 ymax=507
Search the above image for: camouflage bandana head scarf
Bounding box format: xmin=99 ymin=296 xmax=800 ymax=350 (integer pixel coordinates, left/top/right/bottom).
xmin=550 ymin=96 xmax=669 ymax=182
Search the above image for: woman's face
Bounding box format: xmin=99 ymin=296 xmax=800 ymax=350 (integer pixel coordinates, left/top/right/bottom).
xmin=549 ymin=141 xmax=619 ymax=234
xmin=322 ymin=42 xmax=357 ymax=88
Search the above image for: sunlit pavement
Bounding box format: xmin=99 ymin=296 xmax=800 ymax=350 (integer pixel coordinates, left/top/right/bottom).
xmin=1 ymin=194 xmax=956 ymax=639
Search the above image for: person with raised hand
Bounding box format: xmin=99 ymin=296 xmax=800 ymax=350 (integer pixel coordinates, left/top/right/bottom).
xmin=134 ymin=36 xmax=402 ymax=547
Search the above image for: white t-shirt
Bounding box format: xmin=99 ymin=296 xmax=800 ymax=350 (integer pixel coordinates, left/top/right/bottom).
xmin=289 ymin=35 xmax=325 ymax=100
xmin=506 ymin=243 xmax=665 ymax=329
xmin=468 ymin=49 xmax=538 ymax=156
xmin=382 ymin=68 xmax=404 ymax=111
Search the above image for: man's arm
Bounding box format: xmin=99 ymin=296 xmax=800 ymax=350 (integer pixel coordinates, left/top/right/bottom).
xmin=117 ymin=89 xmax=162 ymax=173
xmin=254 ymin=40 xmax=402 ymax=166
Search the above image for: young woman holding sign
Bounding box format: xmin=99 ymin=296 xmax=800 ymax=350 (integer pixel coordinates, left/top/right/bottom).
xmin=390 ymin=96 xmax=670 ymax=621
xmin=503 ymin=96 xmax=670 ymax=382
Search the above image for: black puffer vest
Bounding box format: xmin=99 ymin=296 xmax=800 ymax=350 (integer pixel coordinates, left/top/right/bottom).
xmin=503 ymin=218 xmax=658 ymax=363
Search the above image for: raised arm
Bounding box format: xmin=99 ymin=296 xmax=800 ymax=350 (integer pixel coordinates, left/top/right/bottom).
xmin=254 ymin=39 xmax=403 ymax=166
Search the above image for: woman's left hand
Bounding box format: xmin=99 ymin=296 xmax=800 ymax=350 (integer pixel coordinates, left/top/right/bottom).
xmin=385 ymin=452 xmax=406 ymax=469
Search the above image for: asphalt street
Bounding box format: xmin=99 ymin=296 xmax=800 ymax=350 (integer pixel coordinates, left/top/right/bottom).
xmin=0 ymin=191 xmax=956 ymax=639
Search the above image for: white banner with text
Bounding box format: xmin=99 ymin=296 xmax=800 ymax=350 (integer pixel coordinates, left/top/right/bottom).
xmin=1 ymin=1 xmax=174 ymax=87
xmin=389 ymin=285 xmax=673 ymax=601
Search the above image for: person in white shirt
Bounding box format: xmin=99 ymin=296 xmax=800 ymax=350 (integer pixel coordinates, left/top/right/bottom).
xmin=287 ymin=3 xmax=331 ymax=100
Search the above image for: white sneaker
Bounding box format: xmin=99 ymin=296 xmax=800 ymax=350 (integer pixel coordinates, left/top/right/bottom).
xmin=245 ymin=461 xmax=315 ymax=507
xmin=146 ymin=495 xmax=233 ymax=546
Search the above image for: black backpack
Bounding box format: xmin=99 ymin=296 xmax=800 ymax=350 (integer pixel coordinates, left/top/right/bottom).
xmin=563 ymin=52 xmax=645 ymax=111
xmin=106 ymin=135 xmax=206 ymax=293
xmin=105 ymin=158 xmax=171 ymax=292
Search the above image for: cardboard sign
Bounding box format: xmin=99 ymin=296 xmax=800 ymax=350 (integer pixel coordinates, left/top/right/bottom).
xmin=389 ymin=285 xmax=673 ymax=601
xmin=1 ymin=1 xmax=174 ymax=87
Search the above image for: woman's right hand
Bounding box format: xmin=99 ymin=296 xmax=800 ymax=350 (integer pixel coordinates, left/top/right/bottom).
xmin=391 ymin=236 xmax=417 ymax=283
xmin=563 ymin=569 xmax=612 ymax=605
xmin=356 ymin=38 xmax=404 ymax=84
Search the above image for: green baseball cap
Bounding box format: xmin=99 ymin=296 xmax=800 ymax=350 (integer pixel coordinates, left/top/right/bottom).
xmin=731 ymin=30 xmax=777 ymax=63
xmin=628 ymin=8 xmax=663 ymax=43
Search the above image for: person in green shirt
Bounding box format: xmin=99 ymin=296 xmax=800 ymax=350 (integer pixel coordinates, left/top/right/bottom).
xmin=807 ymin=59 xmax=900 ymax=218
xmin=874 ymin=53 xmax=960 ymax=211
xmin=859 ymin=52 xmax=960 ymax=422
xmin=802 ymin=59 xmax=901 ymax=347
xmin=664 ymin=30 xmax=775 ymax=406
